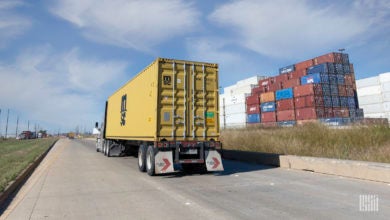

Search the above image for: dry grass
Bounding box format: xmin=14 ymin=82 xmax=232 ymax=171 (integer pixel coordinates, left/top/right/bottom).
xmin=0 ymin=138 xmax=58 ymax=192
xmin=221 ymin=123 xmax=390 ymax=163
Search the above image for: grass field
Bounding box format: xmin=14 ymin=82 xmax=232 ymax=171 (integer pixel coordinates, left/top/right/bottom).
xmin=0 ymin=138 xmax=58 ymax=193
xmin=221 ymin=123 xmax=390 ymax=163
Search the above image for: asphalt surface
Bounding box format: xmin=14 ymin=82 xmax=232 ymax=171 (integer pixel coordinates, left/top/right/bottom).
xmin=1 ymin=139 xmax=389 ymax=220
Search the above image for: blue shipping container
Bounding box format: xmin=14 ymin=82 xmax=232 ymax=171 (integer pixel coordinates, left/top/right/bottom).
xmin=301 ymin=73 xmax=329 ymax=85
xmin=322 ymin=84 xmax=331 ymax=96
xmin=247 ymin=114 xmax=260 ymax=123
xmin=337 ymin=74 xmax=345 ymax=85
xmin=307 ymin=63 xmax=335 ymax=75
xmin=342 ymin=54 xmax=349 ymax=64
xmin=319 ymin=118 xmax=346 ymax=126
xmin=328 ymin=74 xmax=338 ymax=84
xmin=332 ymin=96 xmax=340 ymax=107
xmin=279 ymin=64 xmax=295 ymax=74
xmin=343 ymin=64 xmax=350 ymax=73
xmin=330 ymin=84 xmax=339 ymax=95
xmin=260 ymin=102 xmax=276 ymax=112
xmin=340 ymin=97 xmax=348 ymax=107
xmin=323 ymin=96 xmax=332 ymax=107
xmin=277 ymin=120 xmax=296 ymax=127
xmin=335 ymin=63 xmax=344 ymax=74
xmin=347 ymin=97 xmax=356 ymax=109
xmin=275 ymin=88 xmax=294 ymax=101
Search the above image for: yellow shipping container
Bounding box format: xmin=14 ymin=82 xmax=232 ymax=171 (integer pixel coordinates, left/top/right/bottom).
xmin=260 ymin=91 xmax=275 ymax=103
xmin=105 ymin=58 xmax=220 ymax=142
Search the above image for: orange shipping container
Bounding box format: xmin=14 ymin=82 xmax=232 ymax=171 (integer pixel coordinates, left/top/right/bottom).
xmin=260 ymin=92 xmax=275 ymax=103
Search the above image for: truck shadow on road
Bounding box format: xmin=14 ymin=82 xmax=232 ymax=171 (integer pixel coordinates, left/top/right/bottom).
xmin=162 ymin=159 xmax=277 ymax=178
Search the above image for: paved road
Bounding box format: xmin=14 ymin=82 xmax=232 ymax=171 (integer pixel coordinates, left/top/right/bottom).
xmin=1 ymin=139 xmax=389 ymax=219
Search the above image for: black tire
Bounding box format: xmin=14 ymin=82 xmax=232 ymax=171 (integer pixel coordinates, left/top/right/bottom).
xmin=146 ymin=146 xmax=156 ymax=176
xmin=138 ymin=145 xmax=147 ymax=172
xmin=107 ymin=143 xmax=111 ymax=157
xmin=103 ymin=141 xmax=107 ymax=156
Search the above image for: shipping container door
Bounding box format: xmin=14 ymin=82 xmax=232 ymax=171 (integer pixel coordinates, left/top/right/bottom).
xmin=158 ymin=60 xmax=218 ymax=141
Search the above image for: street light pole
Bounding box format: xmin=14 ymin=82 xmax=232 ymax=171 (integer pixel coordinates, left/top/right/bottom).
xmin=5 ymin=109 xmax=9 ymax=139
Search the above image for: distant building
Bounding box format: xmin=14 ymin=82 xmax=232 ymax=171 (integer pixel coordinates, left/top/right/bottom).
xmin=219 ymin=75 xmax=268 ymax=128
xmin=356 ymin=72 xmax=390 ymax=123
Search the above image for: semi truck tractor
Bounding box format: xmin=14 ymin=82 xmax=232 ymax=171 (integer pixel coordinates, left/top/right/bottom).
xmin=95 ymin=58 xmax=223 ymax=176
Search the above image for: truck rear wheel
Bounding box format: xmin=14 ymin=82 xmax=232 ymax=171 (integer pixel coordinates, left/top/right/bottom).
xmin=146 ymin=146 xmax=156 ymax=176
xmin=138 ymin=145 xmax=147 ymax=172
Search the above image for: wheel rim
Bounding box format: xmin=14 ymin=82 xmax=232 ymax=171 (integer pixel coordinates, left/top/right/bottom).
xmin=147 ymin=151 xmax=152 ymax=170
xmin=138 ymin=150 xmax=143 ymax=167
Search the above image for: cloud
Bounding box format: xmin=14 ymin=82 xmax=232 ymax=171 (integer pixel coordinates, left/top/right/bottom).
xmin=0 ymin=45 xmax=128 ymax=132
xmin=0 ymin=0 xmax=31 ymax=48
xmin=186 ymin=37 xmax=264 ymax=86
xmin=209 ymin=0 xmax=390 ymax=59
xmin=49 ymin=0 xmax=200 ymax=52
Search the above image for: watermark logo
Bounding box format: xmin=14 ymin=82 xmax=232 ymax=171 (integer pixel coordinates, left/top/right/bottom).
xmin=359 ymin=194 xmax=379 ymax=212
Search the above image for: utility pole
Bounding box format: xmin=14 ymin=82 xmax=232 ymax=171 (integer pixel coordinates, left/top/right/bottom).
xmin=28 ymin=120 xmax=30 ymax=131
xmin=5 ymin=109 xmax=9 ymax=139
xmin=15 ymin=115 xmax=19 ymax=138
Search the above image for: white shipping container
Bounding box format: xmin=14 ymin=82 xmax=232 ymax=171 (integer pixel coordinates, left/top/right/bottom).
xmin=356 ymin=76 xmax=379 ymax=88
xmin=381 ymin=81 xmax=390 ymax=92
xmin=357 ymin=85 xmax=381 ymax=96
xmin=379 ymin=72 xmax=390 ymax=83
xmin=383 ymin=102 xmax=390 ymax=112
xmin=360 ymin=103 xmax=384 ymax=114
xmin=223 ymin=94 xmax=247 ymax=105
xmin=364 ymin=113 xmax=387 ymax=119
xmin=357 ymin=94 xmax=383 ymax=105
xmin=224 ymin=103 xmax=246 ymax=115
xmin=224 ymin=112 xmax=247 ymax=125
xmin=236 ymin=76 xmax=265 ymax=86
xmin=382 ymin=92 xmax=390 ymax=102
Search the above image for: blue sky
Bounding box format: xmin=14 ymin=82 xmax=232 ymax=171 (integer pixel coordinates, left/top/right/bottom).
xmin=0 ymin=0 xmax=389 ymax=134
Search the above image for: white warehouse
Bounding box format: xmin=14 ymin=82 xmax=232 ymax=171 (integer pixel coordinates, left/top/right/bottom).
xmin=220 ymin=75 xmax=268 ymax=128
xmin=356 ymin=72 xmax=390 ymax=123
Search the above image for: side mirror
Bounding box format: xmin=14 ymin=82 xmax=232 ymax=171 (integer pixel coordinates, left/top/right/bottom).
xmin=95 ymin=122 xmax=99 ymax=128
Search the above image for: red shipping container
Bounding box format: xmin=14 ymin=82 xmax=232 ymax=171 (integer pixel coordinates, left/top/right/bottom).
xmin=346 ymin=86 xmax=354 ymax=97
xmin=313 ymin=52 xmax=343 ymax=65
xmin=246 ymin=95 xmax=260 ymax=105
xmin=277 ymin=110 xmax=295 ymax=121
xmin=344 ymin=75 xmax=353 ymax=85
xmin=349 ymin=63 xmax=354 ymax=73
xmin=295 ymin=59 xmax=314 ymax=70
xmin=277 ymin=99 xmax=294 ymax=111
xmin=261 ymin=112 xmax=277 ymax=122
xmin=260 ymin=122 xmax=277 ymax=127
xmin=252 ymin=86 xmax=265 ymax=95
xmin=275 ymin=74 xmax=289 ymax=83
xmin=306 ymin=95 xmax=324 ymax=107
xmin=259 ymin=78 xmax=270 ymax=87
xmin=269 ymin=82 xmax=282 ymax=92
xmin=294 ymin=84 xmax=322 ymax=97
xmin=333 ymin=107 xmax=349 ymax=118
xmin=338 ymin=85 xmax=347 ymax=96
xmin=324 ymin=108 xmax=334 ymax=118
xmin=283 ymin=78 xmax=300 ymax=89
xmin=294 ymin=96 xmax=306 ymax=109
xmin=295 ymin=107 xmax=324 ymax=120
xmin=290 ymin=69 xmax=307 ymax=79
xmin=246 ymin=104 xmax=260 ymax=114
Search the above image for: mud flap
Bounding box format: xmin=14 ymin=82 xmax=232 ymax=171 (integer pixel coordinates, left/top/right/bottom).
xmin=205 ymin=150 xmax=224 ymax=171
xmin=155 ymin=151 xmax=174 ymax=174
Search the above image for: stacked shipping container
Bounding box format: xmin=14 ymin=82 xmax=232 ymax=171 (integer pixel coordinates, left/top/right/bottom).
xmin=246 ymin=52 xmax=364 ymax=126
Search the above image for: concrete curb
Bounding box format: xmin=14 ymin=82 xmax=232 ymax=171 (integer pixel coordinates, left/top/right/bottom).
xmin=223 ymin=149 xmax=390 ymax=183
xmin=0 ymin=139 xmax=58 ymax=209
